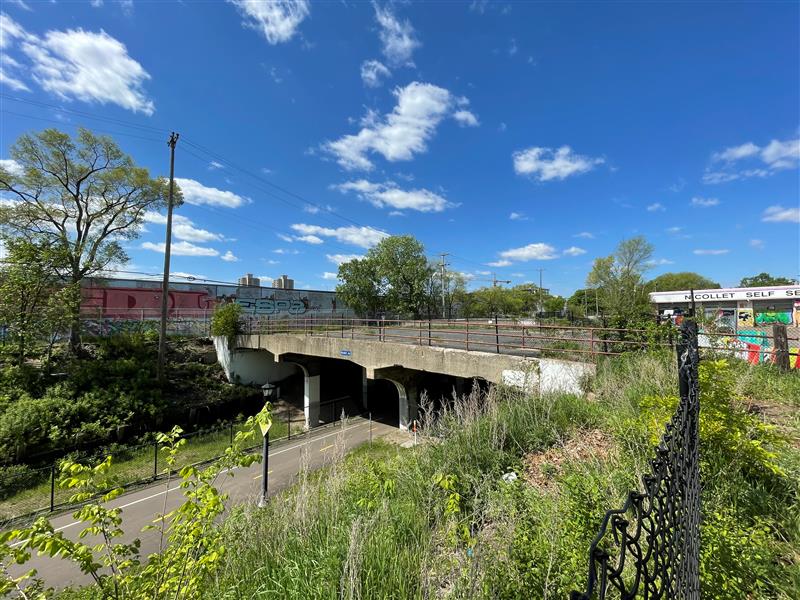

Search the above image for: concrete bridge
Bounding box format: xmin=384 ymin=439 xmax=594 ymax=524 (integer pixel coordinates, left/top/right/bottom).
xmin=215 ymin=320 xmax=596 ymax=430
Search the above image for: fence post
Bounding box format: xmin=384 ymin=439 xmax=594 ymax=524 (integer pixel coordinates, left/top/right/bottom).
xmin=466 ymin=319 xmax=470 ymax=351
xmin=494 ymin=314 xmax=500 ymax=354
xmin=341 ymin=315 xmax=344 ymax=338
xmin=153 ymin=440 xmax=159 ymax=479
xmin=590 ymin=329 xmax=595 ymax=361
xmin=428 ymin=319 xmax=432 ymax=346
xmin=773 ymin=323 xmax=790 ymax=371
xmin=229 ymin=420 xmax=234 ymax=445
xmin=50 ymin=464 xmax=56 ymax=512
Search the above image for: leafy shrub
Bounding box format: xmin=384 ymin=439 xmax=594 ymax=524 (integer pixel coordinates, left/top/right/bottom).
xmin=210 ymin=302 xmax=242 ymax=341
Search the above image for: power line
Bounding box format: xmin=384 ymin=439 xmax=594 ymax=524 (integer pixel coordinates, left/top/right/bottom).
xmin=0 ymin=109 xmax=165 ymax=144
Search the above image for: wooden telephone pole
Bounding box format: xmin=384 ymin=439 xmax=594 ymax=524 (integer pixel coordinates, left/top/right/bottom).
xmin=157 ymin=132 xmax=179 ymax=382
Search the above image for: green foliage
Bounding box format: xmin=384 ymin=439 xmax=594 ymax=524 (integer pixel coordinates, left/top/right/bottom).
xmin=646 ymin=271 xmax=721 ymax=292
xmin=0 ymin=464 xmax=42 ymax=500
xmin=639 ymin=359 xmax=787 ymax=480
xmin=0 ymin=405 xmax=269 ymax=599
xmin=0 ymin=127 xmax=173 ymax=351
xmin=336 ymin=235 xmax=433 ymax=318
xmin=209 ymin=302 xmax=242 ymax=341
xmin=587 ymin=236 xmax=654 ymax=325
xmin=739 ymin=272 xmax=796 ymax=287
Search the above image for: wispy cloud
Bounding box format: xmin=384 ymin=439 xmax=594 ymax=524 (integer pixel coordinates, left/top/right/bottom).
xmin=693 ymin=249 xmax=729 ymax=256
xmin=562 ymin=246 xmax=586 ymax=257
xmin=646 ymin=203 xmax=666 ymax=212
xmin=762 ymin=205 xmax=799 ymax=223
xmin=228 ymin=0 xmax=310 ymax=45
xmin=509 ymin=211 xmax=527 ymax=221
xmin=291 ymin=223 xmax=388 ymax=248
xmin=141 ymin=241 xmax=219 ymax=257
xmin=175 ymin=178 xmax=249 ymax=208
xmin=690 ymin=196 xmax=720 ymax=207
xmin=704 ymin=137 xmax=799 ymax=183
xmin=513 ymin=145 xmax=604 ymax=182
xmin=374 ymin=2 xmax=420 ymax=67
xmin=333 ymin=179 xmax=454 ymax=212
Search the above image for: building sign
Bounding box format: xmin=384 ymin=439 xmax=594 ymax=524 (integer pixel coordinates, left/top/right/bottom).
xmin=650 ymin=287 xmax=800 ymax=304
xmin=340 ymin=349 xmax=352 ymax=357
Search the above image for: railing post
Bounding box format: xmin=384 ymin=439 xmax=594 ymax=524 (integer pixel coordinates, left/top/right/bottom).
xmin=773 ymin=323 xmax=790 ymax=371
xmin=466 ymin=318 xmax=470 ymax=351
xmin=428 ymin=319 xmax=432 ymax=346
xmin=418 ymin=320 xmax=422 ymax=345
xmin=590 ymin=329 xmax=595 ymax=361
xmin=50 ymin=464 xmax=56 ymax=512
xmin=153 ymin=439 xmax=159 ymax=479
xmin=494 ymin=313 xmax=500 ymax=354
xmin=341 ymin=315 xmax=344 ymax=338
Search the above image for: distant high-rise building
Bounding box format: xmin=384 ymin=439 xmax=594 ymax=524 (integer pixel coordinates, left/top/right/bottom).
xmin=272 ymin=274 xmax=294 ymax=290
xmin=238 ymin=273 xmax=260 ymax=287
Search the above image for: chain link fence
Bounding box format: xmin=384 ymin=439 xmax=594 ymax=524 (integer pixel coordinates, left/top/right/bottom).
xmin=571 ymin=319 xmax=701 ymax=599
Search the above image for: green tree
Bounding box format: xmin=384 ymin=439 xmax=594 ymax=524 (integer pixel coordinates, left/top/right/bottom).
xmin=0 ymin=238 xmax=75 ymax=365
xmin=567 ymin=288 xmax=602 ymax=317
xmin=0 ymin=128 xmax=172 ymax=353
xmin=336 ymin=236 xmax=433 ymax=318
xmin=647 ymin=272 xmax=720 ymax=292
xmin=739 ymin=272 xmax=795 ymax=287
xmin=586 ymin=236 xmax=654 ymax=325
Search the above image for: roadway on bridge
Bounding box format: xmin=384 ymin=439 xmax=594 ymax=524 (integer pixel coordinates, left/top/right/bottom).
xmin=8 ymin=418 xmax=397 ymax=592
xmin=304 ymin=323 xmax=590 ymax=357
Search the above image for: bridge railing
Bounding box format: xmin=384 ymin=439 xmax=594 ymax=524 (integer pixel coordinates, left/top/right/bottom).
xmin=246 ymin=317 xmax=673 ymax=360
xmin=245 ymin=317 xmax=792 ymax=364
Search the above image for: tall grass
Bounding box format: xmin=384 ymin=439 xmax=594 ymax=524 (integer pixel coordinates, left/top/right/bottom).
xmin=204 ymin=352 xmax=798 ymax=599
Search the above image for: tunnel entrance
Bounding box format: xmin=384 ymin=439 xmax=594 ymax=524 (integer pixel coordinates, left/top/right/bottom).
xmin=367 ymin=379 xmax=401 ymax=427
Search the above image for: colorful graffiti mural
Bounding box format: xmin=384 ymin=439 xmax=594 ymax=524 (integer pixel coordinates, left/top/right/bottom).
xmin=80 ymin=278 xmax=349 ymax=320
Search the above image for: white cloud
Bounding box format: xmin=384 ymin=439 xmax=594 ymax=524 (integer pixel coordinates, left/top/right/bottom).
xmin=360 ymin=59 xmax=391 ymax=88
xmin=171 ymin=271 xmax=208 ymax=280
xmin=0 ymin=51 xmax=28 ymax=91
xmin=666 ymin=226 xmax=683 ymax=234
xmin=7 ymin=1 xmax=31 ymax=12
xmin=563 ymin=246 xmax=586 ymax=257
xmin=291 ymin=223 xmax=388 ymax=248
xmin=374 ymin=3 xmax=420 ymax=67
xmin=221 ymin=250 xmax=239 ymax=262
xmin=322 ymin=272 xmax=338 ymax=280
xmin=143 ymin=211 xmax=224 ymax=243
xmin=228 ymin=0 xmax=310 ymax=44
xmin=475 ymin=270 xmax=491 ymax=276
xmin=762 ymin=205 xmax=800 ymax=223
xmin=749 ymin=239 xmax=764 ymax=249
xmin=333 ymin=179 xmax=454 ymax=213
xmin=573 ymin=231 xmax=594 ymax=239
xmin=713 ymin=142 xmax=760 ymax=162
xmin=513 ymin=145 xmax=604 ymax=181
xmin=17 ymin=23 xmax=155 ymax=115
xmin=208 ymin=161 xmax=225 ymax=170
xmin=303 ymin=204 xmax=333 ymax=214
xmin=509 ymin=212 xmax=527 ymax=221
xmin=323 ymin=82 xmax=474 ymax=171
xmin=693 ymin=249 xmax=729 ymax=256
xmin=705 ymin=137 xmax=800 ymax=183
xmin=647 ymin=258 xmax=675 ymax=266
xmin=141 ymin=241 xmax=219 ymax=257
xmin=273 ymin=248 xmax=299 ymax=255
xmin=326 ymin=253 xmax=363 ymax=266
xmin=388 ymin=210 xmax=404 ymax=217
xmin=175 ymin=178 xmax=248 ymax=208
xmin=646 ymin=203 xmax=665 ymax=212
xmin=453 ymin=110 xmax=479 ymax=127
xmin=691 ymin=196 xmax=720 ymax=207
xmin=499 ymin=243 xmax=557 ymax=262
xmin=294 ymin=234 xmax=324 ymax=244
xmin=487 ymin=260 xmax=512 ymax=267
xmin=0 ymin=158 xmax=23 ymax=176
xmin=277 ymin=233 xmax=294 ymax=242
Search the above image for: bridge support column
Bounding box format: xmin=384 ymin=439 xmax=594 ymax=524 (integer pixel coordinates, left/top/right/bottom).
xmin=399 ymin=383 xmax=418 ymax=431
xmin=361 ymin=367 xmax=369 ymax=411
xmin=304 ymin=374 xmax=321 ymax=430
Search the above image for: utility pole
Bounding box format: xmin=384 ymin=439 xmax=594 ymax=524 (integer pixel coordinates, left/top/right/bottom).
xmin=535 ymin=268 xmax=545 ymax=313
xmin=157 ymin=132 xmax=179 ymax=382
xmin=439 ymin=253 xmax=449 ymax=319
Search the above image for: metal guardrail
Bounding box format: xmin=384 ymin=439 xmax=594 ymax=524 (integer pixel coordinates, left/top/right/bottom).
xmin=570 ymin=319 xmax=701 ymax=599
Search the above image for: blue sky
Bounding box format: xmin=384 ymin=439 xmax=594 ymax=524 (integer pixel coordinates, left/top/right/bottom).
xmin=1 ymin=0 xmax=798 ymax=295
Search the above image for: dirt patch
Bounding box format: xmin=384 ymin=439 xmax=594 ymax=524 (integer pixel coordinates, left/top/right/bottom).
xmin=522 ymin=429 xmax=615 ymax=492
xmin=746 ymin=401 xmax=800 ymax=448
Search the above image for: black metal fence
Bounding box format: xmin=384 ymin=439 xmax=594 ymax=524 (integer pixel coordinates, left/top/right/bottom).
xmin=571 ymin=319 xmax=701 ymax=599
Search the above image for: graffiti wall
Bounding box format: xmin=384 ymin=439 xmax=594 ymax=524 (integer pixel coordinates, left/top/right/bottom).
xmin=80 ymin=278 xmax=350 ymax=321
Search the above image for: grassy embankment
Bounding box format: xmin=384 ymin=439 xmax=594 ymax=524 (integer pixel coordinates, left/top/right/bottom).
xmin=201 ymin=352 xmax=799 ymax=600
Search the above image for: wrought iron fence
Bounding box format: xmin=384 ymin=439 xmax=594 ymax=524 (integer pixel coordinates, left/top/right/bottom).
xmin=571 ymin=319 xmax=701 ymax=599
